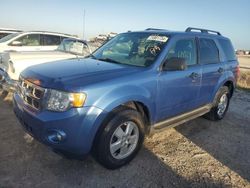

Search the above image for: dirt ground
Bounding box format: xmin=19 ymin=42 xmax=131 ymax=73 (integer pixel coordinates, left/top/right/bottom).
xmin=0 ymin=88 xmax=249 ymax=188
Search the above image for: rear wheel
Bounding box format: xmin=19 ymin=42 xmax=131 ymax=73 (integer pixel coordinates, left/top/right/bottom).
xmin=204 ymin=86 xmax=230 ymax=121
xmin=93 ymin=107 xmax=145 ymax=169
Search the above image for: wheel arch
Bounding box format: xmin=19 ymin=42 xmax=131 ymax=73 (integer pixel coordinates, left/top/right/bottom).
xmin=212 ymin=76 xmax=236 ymax=103
xmin=91 ymin=99 xmax=153 ymax=153
xmin=223 ymin=80 xmax=234 ymax=98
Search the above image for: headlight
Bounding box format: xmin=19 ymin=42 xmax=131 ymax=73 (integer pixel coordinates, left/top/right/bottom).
xmin=46 ymin=89 xmax=86 ymax=112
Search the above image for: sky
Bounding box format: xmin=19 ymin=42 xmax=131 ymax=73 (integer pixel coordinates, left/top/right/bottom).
xmin=1 ymin=0 xmax=250 ymax=49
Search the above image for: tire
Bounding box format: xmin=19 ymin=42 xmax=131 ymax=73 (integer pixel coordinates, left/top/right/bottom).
xmin=204 ymin=86 xmax=230 ymax=121
xmin=93 ymin=107 xmax=145 ymax=169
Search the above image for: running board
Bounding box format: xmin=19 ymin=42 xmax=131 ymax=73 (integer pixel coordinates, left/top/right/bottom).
xmin=150 ymin=104 xmax=212 ymax=134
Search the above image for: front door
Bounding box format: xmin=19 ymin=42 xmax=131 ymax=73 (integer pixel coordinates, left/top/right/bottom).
xmin=8 ymin=34 xmax=42 ymax=51
xmin=156 ymin=37 xmax=202 ymax=122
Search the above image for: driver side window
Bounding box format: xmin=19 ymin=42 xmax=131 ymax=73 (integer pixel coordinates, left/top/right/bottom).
xmin=14 ymin=34 xmax=40 ymax=46
xmin=167 ymin=38 xmax=197 ymax=66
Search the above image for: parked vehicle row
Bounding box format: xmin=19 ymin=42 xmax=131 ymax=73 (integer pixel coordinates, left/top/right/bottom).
xmin=0 ymin=31 xmax=78 ymax=53
xmin=0 ymin=38 xmax=91 ymax=91
xmin=11 ymin=27 xmax=239 ymax=169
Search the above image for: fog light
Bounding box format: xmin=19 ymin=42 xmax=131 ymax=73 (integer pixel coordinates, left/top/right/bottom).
xmin=47 ymin=130 xmax=66 ymax=144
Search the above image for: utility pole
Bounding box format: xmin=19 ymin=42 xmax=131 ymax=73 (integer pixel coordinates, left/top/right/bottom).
xmin=83 ymin=9 xmax=86 ymax=40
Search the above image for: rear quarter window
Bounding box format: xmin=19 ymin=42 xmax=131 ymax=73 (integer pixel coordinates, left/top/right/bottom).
xmin=218 ymin=39 xmax=236 ymax=61
xmin=199 ymin=38 xmax=220 ymax=64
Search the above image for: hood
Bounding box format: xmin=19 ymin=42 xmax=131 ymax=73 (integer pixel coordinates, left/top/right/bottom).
xmin=8 ymin=50 xmax=77 ymax=61
xmin=21 ymin=58 xmax=141 ymax=92
xmin=3 ymin=51 xmax=78 ymax=80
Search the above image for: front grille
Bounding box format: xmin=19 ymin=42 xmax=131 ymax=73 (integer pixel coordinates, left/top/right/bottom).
xmin=18 ymin=78 xmax=45 ymax=110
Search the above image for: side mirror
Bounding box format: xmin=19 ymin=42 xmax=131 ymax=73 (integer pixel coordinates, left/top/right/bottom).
xmin=162 ymin=57 xmax=187 ymax=71
xmin=11 ymin=41 xmax=22 ymax=46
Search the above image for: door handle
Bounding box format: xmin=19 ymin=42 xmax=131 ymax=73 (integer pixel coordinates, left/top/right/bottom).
xmin=218 ymin=67 xmax=224 ymax=73
xmin=189 ymin=72 xmax=200 ymax=79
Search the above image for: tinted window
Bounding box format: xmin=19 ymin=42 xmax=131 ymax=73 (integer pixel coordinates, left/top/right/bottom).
xmin=15 ymin=34 xmax=40 ymax=46
xmin=166 ymin=39 xmax=197 ymax=66
xmin=0 ymin=33 xmax=10 ymax=39
xmin=41 ymin=34 xmax=61 ymax=46
xmin=218 ymin=39 xmax=236 ymax=61
xmin=0 ymin=33 xmax=19 ymax=43
xmin=60 ymin=36 xmax=68 ymax=41
xmin=199 ymin=38 xmax=219 ymax=64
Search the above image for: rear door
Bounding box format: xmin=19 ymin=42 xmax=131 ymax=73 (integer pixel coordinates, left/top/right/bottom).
xmin=40 ymin=34 xmax=61 ymax=51
xmin=198 ymin=37 xmax=225 ymax=104
xmin=156 ymin=36 xmax=202 ymax=121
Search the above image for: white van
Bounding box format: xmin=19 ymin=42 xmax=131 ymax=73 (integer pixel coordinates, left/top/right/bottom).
xmin=0 ymin=31 xmax=78 ymax=53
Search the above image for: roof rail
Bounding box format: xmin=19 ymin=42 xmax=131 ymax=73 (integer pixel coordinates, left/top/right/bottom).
xmin=0 ymin=28 xmax=22 ymax=32
xmin=185 ymin=27 xmax=221 ymax=36
xmin=145 ymin=28 xmax=166 ymax=31
xmin=28 ymin=31 xmax=78 ymax=37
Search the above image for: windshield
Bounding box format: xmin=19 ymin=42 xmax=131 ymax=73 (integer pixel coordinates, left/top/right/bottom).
xmin=0 ymin=32 xmax=19 ymax=43
xmin=57 ymin=39 xmax=90 ymax=56
xmin=92 ymin=32 xmax=169 ymax=67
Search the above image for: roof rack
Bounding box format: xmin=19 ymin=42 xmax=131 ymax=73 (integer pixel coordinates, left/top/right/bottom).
xmin=145 ymin=28 xmax=166 ymax=31
xmin=185 ymin=27 xmax=221 ymax=36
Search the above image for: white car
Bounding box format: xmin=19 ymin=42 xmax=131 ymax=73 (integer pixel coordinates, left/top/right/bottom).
xmin=0 ymin=28 xmax=22 ymax=39
xmin=96 ymin=34 xmax=108 ymax=40
xmin=0 ymin=31 xmax=78 ymax=53
xmin=0 ymin=38 xmax=91 ymax=91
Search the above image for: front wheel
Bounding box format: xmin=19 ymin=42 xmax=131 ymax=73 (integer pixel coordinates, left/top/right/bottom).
xmin=204 ymin=86 xmax=230 ymax=121
xmin=93 ymin=107 xmax=145 ymax=169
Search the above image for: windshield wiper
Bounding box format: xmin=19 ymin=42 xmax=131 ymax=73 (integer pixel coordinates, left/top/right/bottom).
xmin=86 ymin=54 xmax=97 ymax=59
xmin=96 ymin=57 xmax=122 ymax=65
xmin=87 ymin=54 xmax=123 ymax=65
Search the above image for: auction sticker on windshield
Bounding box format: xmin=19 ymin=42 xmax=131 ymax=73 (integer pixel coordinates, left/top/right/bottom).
xmin=147 ymin=35 xmax=168 ymax=42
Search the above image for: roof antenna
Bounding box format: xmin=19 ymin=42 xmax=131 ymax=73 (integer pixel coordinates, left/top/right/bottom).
xmin=83 ymin=9 xmax=86 ymax=40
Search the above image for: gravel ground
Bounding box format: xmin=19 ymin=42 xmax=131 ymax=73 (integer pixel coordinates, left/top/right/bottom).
xmin=238 ymin=56 xmax=250 ymax=69
xmin=0 ymin=89 xmax=250 ymax=188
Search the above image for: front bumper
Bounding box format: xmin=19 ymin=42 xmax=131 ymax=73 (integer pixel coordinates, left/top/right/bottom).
xmin=13 ymin=92 xmax=106 ymax=157
xmin=0 ymin=69 xmax=17 ymax=92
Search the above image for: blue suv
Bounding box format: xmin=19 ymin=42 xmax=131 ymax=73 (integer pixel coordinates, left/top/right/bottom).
xmin=13 ymin=27 xmax=239 ymax=169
